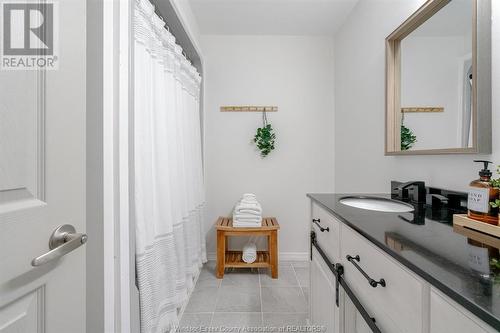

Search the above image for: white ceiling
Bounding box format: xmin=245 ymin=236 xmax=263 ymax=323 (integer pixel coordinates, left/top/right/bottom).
xmin=189 ymin=0 xmax=360 ymax=36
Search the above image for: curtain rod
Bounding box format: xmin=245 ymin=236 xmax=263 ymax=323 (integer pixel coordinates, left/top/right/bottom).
xmin=155 ymin=9 xmax=193 ymax=64
xmin=149 ymin=0 xmax=202 ymax=72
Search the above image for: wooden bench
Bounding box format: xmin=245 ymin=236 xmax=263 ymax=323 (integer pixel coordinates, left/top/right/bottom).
xmin=215 ymin=216 xmax=280 ymax=279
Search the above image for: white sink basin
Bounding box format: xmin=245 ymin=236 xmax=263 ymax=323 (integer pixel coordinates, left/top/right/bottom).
xmin=339 ymin=196 xmax=415 ymax=213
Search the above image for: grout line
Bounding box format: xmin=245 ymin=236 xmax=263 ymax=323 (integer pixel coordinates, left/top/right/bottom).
xmin=264 ymin=311 xmax=307 ymax=314
xmin=259 ymin=267 xmax=264 ymax=325
xmin=208 ymin=311 xmax=214 ymax=328
xmin=211 ymin=311 xmax=265 ymax=314
xmin=184 ymin=262 xmax=310 ymax=328
xmin=291 ymin=263 xmax=306 ymax=299
xmin=260 ymin=285 xmax=303 ymax=288
xmin=209 ymin=262 xmax=222 ymax=327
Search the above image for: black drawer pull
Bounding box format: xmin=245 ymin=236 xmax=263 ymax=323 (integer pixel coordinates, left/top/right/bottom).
xmin=346 ymin=255 xmax=386 ymax=288
xmin=312 ymin=219 xmax=329 ymax=232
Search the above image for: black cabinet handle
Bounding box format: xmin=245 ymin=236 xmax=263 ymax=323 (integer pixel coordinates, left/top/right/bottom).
xmin=346 ymin=255 xmax=386 ymax=288
xmin=312 ymin=219 xmax=329 ymax=232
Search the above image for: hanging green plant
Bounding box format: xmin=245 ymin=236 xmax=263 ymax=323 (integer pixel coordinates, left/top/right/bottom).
xmin=254 ymin=111 xmax=276 ymax=157
xmin=400 ymin=113 xmax=417 ymax=151
xmin=400 ymin=124 xmax=417 ymax=151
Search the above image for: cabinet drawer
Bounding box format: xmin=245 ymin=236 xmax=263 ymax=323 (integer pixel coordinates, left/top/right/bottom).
xmin=311 ymin=202 xmax=340 ymax=263
xmin=430 ymin=288 xmax=495 ymax=333
xmin=341 ymin=225 xmax=425 ymax=333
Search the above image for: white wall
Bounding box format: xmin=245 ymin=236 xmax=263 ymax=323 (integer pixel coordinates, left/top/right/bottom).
xmin=334 ymin=0 xmax=499 ymax=193
xmin=401 ymin=36 xmax=469 ymax=150
xmin=201 ymin=35 xmax=335 ymax=256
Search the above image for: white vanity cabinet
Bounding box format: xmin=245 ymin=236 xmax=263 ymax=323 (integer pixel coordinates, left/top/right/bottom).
xmin=311 ymin=246 xmax=371 ymax=333
xmin=311 ymin=202 xmax=341 ymax=262
xmin=342 ymin=294 xmax=372 ymax=333
xmin=311 ymin=247 xmax=339 ymax=333
xmin=310 ymin=202 xmax=341 ymax=332
xmin=309 ymin=200 xmax=498 ymax=333
xmin=429 ymin=288 xmax=496 ymax=333
xmin=340 ymin=226 xmax=425 ymax=333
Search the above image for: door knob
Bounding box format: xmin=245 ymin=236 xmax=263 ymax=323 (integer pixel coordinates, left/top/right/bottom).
xmin=31 ymin=224 xmax=87 ymax=267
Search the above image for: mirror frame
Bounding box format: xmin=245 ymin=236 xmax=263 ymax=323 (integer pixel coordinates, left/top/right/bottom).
xmin=385 ymin=0 xmax=491 ymax=155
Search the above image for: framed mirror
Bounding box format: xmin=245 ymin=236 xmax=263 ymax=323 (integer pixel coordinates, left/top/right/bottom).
xmin=386 ymin=0 xmax=491 ymax=155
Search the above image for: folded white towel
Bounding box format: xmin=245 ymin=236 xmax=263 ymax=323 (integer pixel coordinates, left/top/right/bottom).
xmin=235 ymin=221 xmax=261 ymax=227
xmin=234 ymin=217 xmax=262 ymax=224
xmin=234 ymin=213 xmax=262 ymax=220
xmin=232 ymin=194 xmax=263 ymax=228
xmin=235 ymin=202 xmax=262 ymax=214
xmin=242 ymin=241 xmax=257 ymax=263
xmin=234 ymin=220 xmax=261 ymax=224
xmin=233 ymin=223 xmax=261 ymax=228
xmin=233 ymin=219 xmax=262 ymax=226
xmin=233 ymin=221 xmax=262 ymax=227
xmin=236 ymin=209 xmax=261 ymax=216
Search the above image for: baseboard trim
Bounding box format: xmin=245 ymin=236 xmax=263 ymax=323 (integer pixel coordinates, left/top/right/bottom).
xmin=206 ymin=252 xmax=309 ymax=262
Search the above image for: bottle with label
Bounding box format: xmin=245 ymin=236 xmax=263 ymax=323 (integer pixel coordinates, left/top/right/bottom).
xmin=468 ymin=160 xmax=499 ymax=225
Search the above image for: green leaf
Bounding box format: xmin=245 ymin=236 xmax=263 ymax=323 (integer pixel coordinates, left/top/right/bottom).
xmin=490 ymin=199 xmax=500 ymax=208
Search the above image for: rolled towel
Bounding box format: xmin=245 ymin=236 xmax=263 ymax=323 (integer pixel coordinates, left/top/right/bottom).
xmin=240 ymin=194 xmax=259 ymax=205
xmin=243 ymin=193 xmax=257 ymax=200
xmin=242 ymin=241 xmax=257 ymax=263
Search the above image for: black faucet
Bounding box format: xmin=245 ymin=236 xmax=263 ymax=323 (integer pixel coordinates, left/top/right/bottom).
xmin=426 ymin=193 xmax=449 ymax=207
xmin=394 ymin=181 xmax=426 ymax=203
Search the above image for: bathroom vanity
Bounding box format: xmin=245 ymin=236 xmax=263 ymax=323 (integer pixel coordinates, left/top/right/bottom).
xmin=307 ymin=193 xmax=499 ymax=333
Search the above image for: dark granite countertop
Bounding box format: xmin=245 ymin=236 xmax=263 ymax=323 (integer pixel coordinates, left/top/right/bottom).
xmin=307 ymin=193 xmax=500 ymax=331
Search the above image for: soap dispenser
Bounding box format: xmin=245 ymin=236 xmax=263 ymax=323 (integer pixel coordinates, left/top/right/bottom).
xmin=468 ymin=160 xmax=499 ymax=225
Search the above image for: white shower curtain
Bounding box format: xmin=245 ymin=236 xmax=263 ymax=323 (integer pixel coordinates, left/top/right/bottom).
xmin=134 ymin=0 xmax=206 ymax=332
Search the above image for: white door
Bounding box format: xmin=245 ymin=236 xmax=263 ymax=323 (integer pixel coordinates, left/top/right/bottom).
xmin=310 ymin=248 xmax=339 ymax=333
xmin=0 ymin=0 xmax=87 ymax=332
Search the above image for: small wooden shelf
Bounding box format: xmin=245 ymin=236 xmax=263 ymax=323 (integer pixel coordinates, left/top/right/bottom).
xmin=215 ymin=217 xmax=280 ymax=279
xmin=453 ymin=214 xmax=500 ymax=238
xmin=225 ymin=251 xmax=270 ymax=268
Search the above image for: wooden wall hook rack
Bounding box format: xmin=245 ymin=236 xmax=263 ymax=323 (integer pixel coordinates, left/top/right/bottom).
xmin=401 ymin=107 xmax=444 ymax=113
xmin=220 ymin=106 xmax=278 ymax=112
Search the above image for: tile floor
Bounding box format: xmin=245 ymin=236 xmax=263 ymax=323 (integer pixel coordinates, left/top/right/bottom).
xmin=179 ymin=261 xmax=310 ymax=331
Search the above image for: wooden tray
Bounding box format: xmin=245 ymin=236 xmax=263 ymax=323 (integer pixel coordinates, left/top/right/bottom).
xmin=453 ymin=214 xmax=500 ymax=238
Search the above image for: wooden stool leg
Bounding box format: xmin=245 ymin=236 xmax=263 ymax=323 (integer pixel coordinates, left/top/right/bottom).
xmin=216 ymin=230 xmax=225 ymax=278
xmin=270 ymin=231 xmax=278 ymax=279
